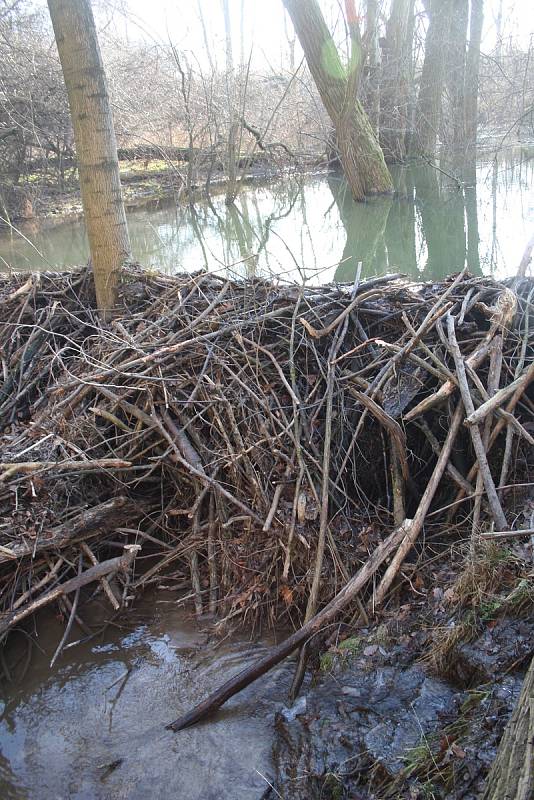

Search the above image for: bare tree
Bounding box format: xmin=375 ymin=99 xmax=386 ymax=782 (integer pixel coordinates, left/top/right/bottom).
xmin=465 ymin=0 xmax=484 ymax=156
xmin=380 ymin=0 xmax=415 ymax=162
xmin=363 ymin=0 xmax=380 ymax=133
xmin=222 ymin=0 xmax=239 ymax=204
xmin=412 ymin=0 xmax=454 ymax=157
xmin=283 ymin=0 xmax=392 ymax=199
xmin=445 ymin=0 xmax=469 ymax=157
xmin=47 ymin=0 xmax=130 ymax=317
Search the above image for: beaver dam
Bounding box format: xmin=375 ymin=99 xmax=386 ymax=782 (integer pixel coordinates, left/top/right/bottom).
xmin=1 ymin=267 xmax=533 ymax=798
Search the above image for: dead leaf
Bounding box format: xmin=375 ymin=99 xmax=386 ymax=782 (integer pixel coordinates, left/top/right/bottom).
xmin=280 ymin=585 xmax=293 ymax=606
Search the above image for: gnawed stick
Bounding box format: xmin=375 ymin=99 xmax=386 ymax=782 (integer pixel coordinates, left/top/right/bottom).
xmin=447 ymin=315 xmax=508 ymax=531
xmin=465 ymin=361 xmax=534 ymax=428
xmin=167 ymin=519 xmax=413 ymax=732
xmin=404 ymin=327 xmax=496 ymax=422
xmin=449 ymin=357 xmax=534 ymax=515
xmin=0 ymin=545 xmax=140 ymax=637
xmin=372 ymin=400 xmax=465 ymax=609
xmin=207 ymin=494 xmax=218 ymax=614
xmin=472 ymin=336 xmax=503 ymax=538
xmin=481 ymin=528 xmax=534 ymax=539
xmin=0 ymin=458 xmax=131 ymax=481
xmin=80 ymin=542 xmax=120 ymax=610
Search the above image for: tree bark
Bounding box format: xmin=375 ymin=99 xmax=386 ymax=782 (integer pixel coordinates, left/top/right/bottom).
xmin=222 ymin=0 xmax=239 ymax=205
xmin=482 ymin=655 xmax=534 ymax=800
xmin=446 ymin=0 xmax=469 ymax=157
xmin=363 ymin=0 xmax=380 ymax=132
xmin=379 ymin=0 xmax=415 ymax=162
xmin=465 ymin=0 xmax=484 ymax=156
xmin=283 ymin=0 xmax=392 ymax=199
xmin=412 ymin=0 xmax=454 ymax=157
xmin=47 ymin=0 xmax=131 ymax=318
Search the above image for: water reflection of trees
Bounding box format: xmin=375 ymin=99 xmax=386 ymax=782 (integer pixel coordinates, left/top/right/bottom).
xmin=2 ymin=151 xmax=530 ymax=278
xmin=133 ymin=150 xmax=531 ymax=281
xmin=332 ymin=162 xmax=483 ymax=283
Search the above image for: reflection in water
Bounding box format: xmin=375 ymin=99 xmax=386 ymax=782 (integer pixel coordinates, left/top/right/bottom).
xmin=0 ymin=149 xmax=532 ymax=283
xmin=0 ymin=600 xmax=291 ymax=799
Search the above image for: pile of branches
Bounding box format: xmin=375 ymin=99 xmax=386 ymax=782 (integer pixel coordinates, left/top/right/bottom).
xmin=0 ymin=266 xmax=533 ymax=649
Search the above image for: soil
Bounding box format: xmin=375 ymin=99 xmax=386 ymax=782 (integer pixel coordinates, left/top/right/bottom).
xmin=272 ymin=599 xmax=534 ymax=799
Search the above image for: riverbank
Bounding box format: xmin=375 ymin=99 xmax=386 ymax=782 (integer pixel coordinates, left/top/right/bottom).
xmin=1 ymin=154 xmax=324 ymax=234
xmin=0 ymin=266 xmax=533 ymax=797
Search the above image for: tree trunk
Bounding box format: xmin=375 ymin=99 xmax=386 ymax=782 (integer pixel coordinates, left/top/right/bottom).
xmin=47 ymin=0 xmax=130 ymax=319
xmin=465 ymin=0 xmax=484 ymax=156
xmin=223 ymin=0 xmax=239 ymax=205
xmin=445 ymin=0 xmax=469 ymax=158
xmin=363 ymin=0 xmax=380 ymax=133
xmin=379 ymin=0 xmax=415 ymax=162
xmin=412 ymin=0 xmax=454 ymax=157
xmin=283 ymin=0 xmax=392 ymax=199
xmin=482 ymin=655 xmax=534 ymax=800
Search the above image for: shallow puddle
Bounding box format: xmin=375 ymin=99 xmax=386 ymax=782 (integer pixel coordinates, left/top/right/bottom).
xmin=0 ymin=597 xmax=292 ymax=799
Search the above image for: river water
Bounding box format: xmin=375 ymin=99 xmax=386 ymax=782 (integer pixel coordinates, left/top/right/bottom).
xmin=1 ymin=150 xmax=533 ymax=282
xmin=0 ymin=596 xmax=292 ymax=799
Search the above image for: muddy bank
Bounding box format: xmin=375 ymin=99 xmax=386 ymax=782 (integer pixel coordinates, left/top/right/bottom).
xmin=273 ymin=605 xmax=534 ymax=799
xmin=1 ymin=585 xmax=532 ymax=799
xmin=1 ymin=156 xmax=322 ymax=234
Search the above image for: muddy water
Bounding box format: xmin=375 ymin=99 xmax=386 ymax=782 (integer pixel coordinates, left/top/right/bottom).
xmin=0 ymin=597 xmax=292 ymax=799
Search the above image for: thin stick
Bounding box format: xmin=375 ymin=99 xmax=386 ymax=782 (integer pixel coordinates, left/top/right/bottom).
xmin=80 ymin=542 xmax=120 ymax=610
xmin=50 ymin=552 xmax=83 ymax=667
xmin=447 ymin=315 xmax=508 ymax=531
xmin=372 ymin=401 xmax=465 ymax=608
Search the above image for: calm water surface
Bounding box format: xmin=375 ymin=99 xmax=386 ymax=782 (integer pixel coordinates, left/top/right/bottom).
xmin=1 ymin=151 xmax=533 ymax=283
xmin=0 ymin=597 xmax=291 ymax=799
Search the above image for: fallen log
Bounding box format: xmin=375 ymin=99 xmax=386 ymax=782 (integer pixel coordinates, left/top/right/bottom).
xmin=0 ymin=496 xmax=131 ymax=565
xmin=0 ymin=545 xmax=140 ymax=637
xmin=166 ymin=519 xmax=412 ymax=731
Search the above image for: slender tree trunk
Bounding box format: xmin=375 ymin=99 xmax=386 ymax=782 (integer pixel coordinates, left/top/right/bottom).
xmin=364 ymin=0 xmax=380 ymax=132
xmin=465 ymin=0 xmax=484 ymax=156
xmin=494 ymin=0 xmax=503 ymax=59
xmin=283 ymin=0 xmax=392 ymax=199
xmin=446 ymin=0 xmax=469 ymax=158
xmin=283 ymin=7 xmax=296 ymax=71
xmin=482 ymin=655 xmax=534 ymax=800
xmin=412 ymin=0 xmax=454 ymax=157
xmin=379 ymin=0 xmax=415 ymax=162
xmin=222 ymin=0 xmax=239 ymax=205
xmin=47 ymin=0 xmax=130 ymax=319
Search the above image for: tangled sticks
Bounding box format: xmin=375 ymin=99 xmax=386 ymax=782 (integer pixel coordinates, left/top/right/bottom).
xmin=0 ymin=268 xmax=533 ymax=691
